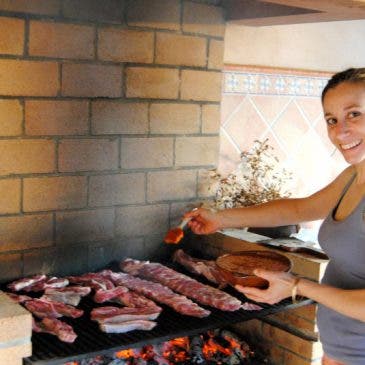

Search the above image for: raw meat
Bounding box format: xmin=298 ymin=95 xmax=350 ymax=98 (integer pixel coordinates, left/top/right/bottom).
xmin=33 ymin=317 xmax=77 ymax=343
xmin=121 ymin=259 xmax=242 ymax=311
xmin=41 ymin=286 xmax=91 ymax=306
xmin=6 ymin=292 xmax=32 ymax=303
xmin=7 ymin=274 xmax=47 ymax=291
xmin=91 ymin=306 xmax=161 ymax=323
xmin=25 ymin=298 xmax=83 ymax=319
xmin=105 ymin=271 xmax=210 ymax=318
xmin=23 ymin=277 xmax=69 ymax=292
xmin=112 ymin=290 xmax=161 ymax=309
xmin=93 ymin=286 xmax=129 ymax=303
xmin=99 ymin=319 xmax=157 ymax=333
xmin=172 ymin=249 xmax=228 ymax=286
xmin=67 ymin=274 xmax=114 ymax=290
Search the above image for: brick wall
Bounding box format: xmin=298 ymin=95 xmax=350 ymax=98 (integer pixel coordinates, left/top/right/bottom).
xmin=0 ymin=0 xmax=225 ymax=280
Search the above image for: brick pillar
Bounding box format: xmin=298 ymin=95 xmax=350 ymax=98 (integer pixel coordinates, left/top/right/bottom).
xmin=0 ymin=292 xmax=32 ymax=365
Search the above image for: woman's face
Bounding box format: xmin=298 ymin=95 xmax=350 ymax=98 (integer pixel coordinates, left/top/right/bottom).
xmin=323 ymin=81 xmax=365 ymax=165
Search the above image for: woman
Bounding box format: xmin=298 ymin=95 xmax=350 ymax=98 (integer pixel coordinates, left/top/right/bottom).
xmin=185 ymin=68 xmax=365 ymax=365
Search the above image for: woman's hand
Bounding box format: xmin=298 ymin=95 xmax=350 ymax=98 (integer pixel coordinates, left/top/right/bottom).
xmin=184 ymin=208 xmax=222 ymax=235
xmin=235 ymin=269 xmax=297 ymax=305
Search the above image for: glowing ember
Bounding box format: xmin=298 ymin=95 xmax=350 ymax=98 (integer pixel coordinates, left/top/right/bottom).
xmin=62 ymin=329 xmax=261 ymax=364
xmin=115 ymin=348 xmax=135 ymax=359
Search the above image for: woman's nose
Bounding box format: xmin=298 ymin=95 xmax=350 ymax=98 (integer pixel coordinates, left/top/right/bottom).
xmin=335 ymin=120 xmax=350 ymax=138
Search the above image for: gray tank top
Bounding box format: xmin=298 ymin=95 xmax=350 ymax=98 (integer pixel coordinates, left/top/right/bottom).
xmin=317 ymin=174 xmax=365 ymax=364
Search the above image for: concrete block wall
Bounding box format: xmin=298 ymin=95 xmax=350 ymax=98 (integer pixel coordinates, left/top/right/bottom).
xmin=0 ymin=0 xmax=225 ymax=280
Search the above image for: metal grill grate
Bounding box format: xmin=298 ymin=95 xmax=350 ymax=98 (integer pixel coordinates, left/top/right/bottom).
xmin=16 ymin=265 xmax=313 ymax=365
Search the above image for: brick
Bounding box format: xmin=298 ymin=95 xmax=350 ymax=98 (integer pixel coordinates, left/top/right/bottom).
xmin=183 ymin=2 xmax=225 ymax=37
xmin=262 ymin=323 xmax=323 ymax=359
xmin=23 ymin=244 xmax=89 ymax=276
xmin=290 ymin=254 xmax=326 ymax=281
xmin=181 ymin=70 xmax=222 ymax=101
xmin=62 ymin=63 xmax=122 ymax=98
xmin=121 ymin=137 xmax=173 ymax=169
xmin=284 ymin=351 xmax=322 ymax=365
xmin=59 ymin=138 xmax=118 ymax=172
xmin=127 ymin=0 xmax=180 ymax=30
xmin=0 ymin=253 xmax=22 ymax=282
xmin=29 ymin=21 xmax=94 ymax=59
xmin=91 ymin=101 xmax=148 ymax=135
xmin=147 ymin=170 xmax=196 ymax=202
xmin=0 ymin=214 xmax=53 ymax=252
xmin=208 ymin=39 xmax=224 ymax=70
xmin=202 ymin=104 xmax=220 ymax=133
xmin=88 ymin=238 xmax=145 ymax=270
xmin=0 ymin=60 xmax=58 ymax=96
xmin=115 ymin=204 xmax=169 ymax=236
xmin=155 ymin=32 xmax=206 ymax=67
xmin=0 ymin=179 xmax=20 ymax=214
xmin=198 ymin=169 xmax=214 ymax=198
xmin=0 ymin=253 xmax=22 ymax=281
xmin=268 ymin=312 xmax=317 ymax=334
xmin=0 ymin=0 xmax=61 ymax=15
xmin=175 ymin=136 xmax=219 ymax=166
xmin=0 ymin=292 xmax=32 ymax=343
xmin=0 ymin=99 xmax=22 ymax=136
xmin=0 ymin=140 xmax=55 ymax=176
xmin=98 ymin=28 xmax=153 ymax=63
xmin=24 ymin=176 xmax=87 ymax=212
xmin=0 ymin=341 xmax=31 ymax=365
xmin=25 ymin=100 xmax=88 ymax=136
xmin=291 ymin=303 xmax=318 ymax=321
xmin=170 ymin=201 xmax=199 ymax=227
xmin=56 ymin=208 xmax=114 ymax=243
xmin=89 ymin=173 xmax=145 ymax=206
xmin=0 ymin=17 xmax=24 ymax=55
xmin=126 ymin=67 xmax=179 ymax=99
xmin=63 ymin=0 xmax=124 ymax=23
xmin=150 ymin=103 xmax=200 ymax=134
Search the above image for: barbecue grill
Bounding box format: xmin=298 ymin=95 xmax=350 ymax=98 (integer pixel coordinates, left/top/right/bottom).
xmin=14 ymin=262 xmax=313 ymax=365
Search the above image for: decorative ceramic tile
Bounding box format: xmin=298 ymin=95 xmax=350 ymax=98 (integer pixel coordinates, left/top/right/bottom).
xmin=224 ymin=70 xmax=328 ymax=97
xmin=219 ymin=66 xmax=348 ymax=208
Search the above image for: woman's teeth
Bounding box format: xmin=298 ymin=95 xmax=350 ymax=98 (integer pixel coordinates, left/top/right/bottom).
xmin=341 ymin=140 xmax=362 ymax=150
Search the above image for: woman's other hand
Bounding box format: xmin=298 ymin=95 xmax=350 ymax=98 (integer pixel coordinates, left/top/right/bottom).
xmin=184 ymin=208 xmax=222 ymax=235
xmin=235 ymin=269 xmax=297 ymax=305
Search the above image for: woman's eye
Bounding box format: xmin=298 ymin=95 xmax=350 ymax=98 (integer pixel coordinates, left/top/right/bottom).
xmin=348 ymin=111 xmax=361 ymax=119
xmin=326 ymin=118 xmax=337 ymax=126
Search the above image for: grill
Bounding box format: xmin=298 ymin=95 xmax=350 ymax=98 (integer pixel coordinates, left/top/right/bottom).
xmin=8 ymin=262 xmax=313 ymax=365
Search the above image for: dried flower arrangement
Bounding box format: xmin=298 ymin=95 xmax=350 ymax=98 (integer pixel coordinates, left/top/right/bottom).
xmin=205 ymin=139 xmax=293 ymax=210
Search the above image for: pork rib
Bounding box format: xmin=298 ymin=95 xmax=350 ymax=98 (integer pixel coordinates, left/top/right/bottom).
xmin=172 ymin=249 xmax=228 ymax=286
xmin=6 ymin=292 xmax=33 ymax=303
xmin=121 ymin=259 xmax=242 ymax=311
xmin=42 ymin=286 xmax=92 ymax=306
xmin=33 ymin=317 xmax=77 ymax=343
xmin=7 ymin=274 xmax=47 ymax=291
xmin=25 ymin=298 xmax=84 ymax=319
xmin=99 ymin=320 xmax=157 ymax=334
xmin=91 ymin=306 xmax=161 ymax=323
xmin=105 ymin=271 xmax=210 ymax=318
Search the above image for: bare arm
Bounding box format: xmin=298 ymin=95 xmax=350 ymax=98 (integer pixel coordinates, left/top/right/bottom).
xmin=186 ymin=166 xmax=354 ymax=234
xmin=237 ymin=270 xmax=365 ymax=322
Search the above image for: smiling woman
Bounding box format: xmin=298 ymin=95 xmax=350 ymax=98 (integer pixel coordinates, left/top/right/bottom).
xmin=185 ymin=68 xmax=365 ymax=365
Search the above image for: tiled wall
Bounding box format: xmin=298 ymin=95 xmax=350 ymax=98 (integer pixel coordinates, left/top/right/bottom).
xmin=0 ymin=0 xmax=225 ymax=280
xmin=219 ymin=66 xmax=348 ymax=201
